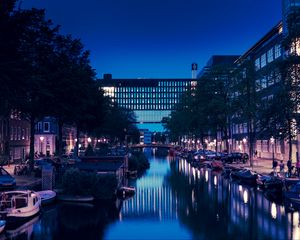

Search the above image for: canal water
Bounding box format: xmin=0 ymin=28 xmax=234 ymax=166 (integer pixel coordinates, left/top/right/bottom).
xmin=7 ymin=149 xmax=300 ymax=240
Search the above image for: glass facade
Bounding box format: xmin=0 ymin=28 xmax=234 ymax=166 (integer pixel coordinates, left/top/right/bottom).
xmin=100 ymin=78 xmax=194 ymax=131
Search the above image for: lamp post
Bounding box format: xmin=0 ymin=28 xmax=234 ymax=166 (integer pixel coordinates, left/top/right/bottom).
xmin=242 ymin=138 xmax=247 ymax=154
xmin=205 ymin=139 xmax=208 ymax=149
xmin=39 ymin=136 xmax=44 ymax=155
xmin=270 ymin=136 xmax=275 ymax=162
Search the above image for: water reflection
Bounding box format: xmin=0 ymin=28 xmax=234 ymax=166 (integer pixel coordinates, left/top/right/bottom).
xmin=8 ymin=154 xmax=300 ymax=239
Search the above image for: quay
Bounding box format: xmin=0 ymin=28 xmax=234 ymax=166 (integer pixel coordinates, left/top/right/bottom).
xmin=2 ymin=165 xmax=41 ymax=190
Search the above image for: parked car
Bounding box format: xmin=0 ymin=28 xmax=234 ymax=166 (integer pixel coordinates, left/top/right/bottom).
xmin=227 ymin=152 xmax=249 ymax=163
xmin=0 ymin=167 xmax=16 ymax=189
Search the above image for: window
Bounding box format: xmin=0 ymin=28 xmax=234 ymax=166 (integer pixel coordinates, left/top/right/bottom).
xmin=255 ymin=58 xmax=260 ymax=70
xmin=268 ymin=73 xmax=274 ymax=86
xmin=44 ymin=122 xmax=50 ymax=132
xmin=37 ymin=122 xmax=42 ymax=132
xmin=261 ymin=77 xmax=267 ymax=89
xmin=267 ymin=48 xmax=274 ymax=63
xmin=255 ymin=81 xmax=260 ymax=91
xmin=261 ymin=53 xmax=266 ymax=68
xmin=275 ymin=44 xmax=281 ymax=59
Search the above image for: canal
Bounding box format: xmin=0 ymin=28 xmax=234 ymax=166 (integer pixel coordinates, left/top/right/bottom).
xmin=8 ymin=149 xmax=300 ymax=240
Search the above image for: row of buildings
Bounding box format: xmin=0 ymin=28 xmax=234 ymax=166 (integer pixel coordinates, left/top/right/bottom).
xmin=99 ymin=0 xmax=300 ymax=161
xmin=0 ymin=116 xmax=78 ymax=163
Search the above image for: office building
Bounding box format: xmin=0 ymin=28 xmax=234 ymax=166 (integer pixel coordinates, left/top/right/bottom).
xmin=99 ymin=74 xmax=196 ymax=132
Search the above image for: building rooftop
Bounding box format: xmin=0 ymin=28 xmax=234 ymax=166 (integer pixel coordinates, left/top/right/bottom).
xmin=198 ymin=55 xmax=240 ymax=78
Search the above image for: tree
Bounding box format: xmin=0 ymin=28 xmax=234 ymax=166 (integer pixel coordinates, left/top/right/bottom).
xmin=100 ymin=102 xmax=137 ymax=144
xmin=16 ymin=9 xmax=60 ymax=168
xmin=45 ymin=34 xmax=103 ymax=156
xmin=231 ymin=60 xmax=258 ymax=166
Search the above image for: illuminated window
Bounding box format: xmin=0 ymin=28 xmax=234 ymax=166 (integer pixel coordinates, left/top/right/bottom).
xmin=268 ymin=73 xmax=274 ymax=86
xmin=267 ymin=48 xmax=274 ymax=63
xmin=255 ymin=58 xmax=260 ymax=70
xmin=275 ymin=44 xmax=281 ymax=59
xmin=291 ymin=38 xmax=300 ymax=56
xmin=261 ymin=77 xmax=267 ymax=89
xmin=261 ymin=54 xmax=267 ymax=68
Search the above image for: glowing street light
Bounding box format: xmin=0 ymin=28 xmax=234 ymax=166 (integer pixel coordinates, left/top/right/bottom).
xmin=270 ymin=136 xmax=275 ymax=162
xmin=242 ymin=138 xmax=247 ymax=153
xmin=87 ymin=137 xmax=92 ymax=143
xmin=39 ymin=136 xmax=44 ymax=154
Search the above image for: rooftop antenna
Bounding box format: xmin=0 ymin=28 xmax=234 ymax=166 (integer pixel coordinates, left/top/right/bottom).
xmin=191 ymin=63 xmax=198 ymax=79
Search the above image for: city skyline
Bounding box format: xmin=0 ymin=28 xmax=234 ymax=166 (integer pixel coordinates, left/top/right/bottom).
xmin=22 ymin=0 xmax=282 ymax=78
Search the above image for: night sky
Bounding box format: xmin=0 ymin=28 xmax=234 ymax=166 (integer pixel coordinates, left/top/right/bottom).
xmin=22 ymin=0 xmax=282 ymax=79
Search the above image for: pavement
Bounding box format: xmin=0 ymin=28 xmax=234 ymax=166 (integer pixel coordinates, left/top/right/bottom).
xmin=3 ymin=164 xmax=41 ymax=189
xmin=232 ymin=157 xmax=290 ymax=176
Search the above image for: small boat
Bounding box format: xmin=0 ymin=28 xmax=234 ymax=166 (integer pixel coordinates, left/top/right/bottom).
xmin=230 ymin=169 xmax=257 ymax=185
xmin=256 ymin=174 xmax=271 ymax=188
xmin=284 ymin=182 xmax=300 ymax=204
xmin=117 ymin=186 xmax=136 ymax=199
xmin=57 ymin=194 xmax=94 ymax=202
xmin=284 ymin=178 xmax=300 ymax=189
xmin=36 ymin=190 xmax=56 ymax=205
xmin=264 ymin=177 xmax=284 ymax=192
xmin=211 ymin=160 xmax=224 ymax=170
xmin=0 ymin=191 xmax=41 ymax=224
xmin=222 ymin=166 xmax=242 ymax=179
xmin=0 ymin=220 xmax=5 ymax=234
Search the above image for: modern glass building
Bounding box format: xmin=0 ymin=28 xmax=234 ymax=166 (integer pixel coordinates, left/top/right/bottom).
xmin=99 ymin=75 xmax=196 ymax=132
xmin=282 ymin=0 xmax=300 ymax=33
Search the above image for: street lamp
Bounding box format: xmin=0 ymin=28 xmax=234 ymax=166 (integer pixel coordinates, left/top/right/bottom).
xmin=270 ymin=136 xmax=275 ymax=162
xmin=39 ymin=136 xmax=44 ymax=155
xmin=242 ymin=138 xmax=247 ymax=153
xmin=87 ymin=137 xmax=92 ymax=143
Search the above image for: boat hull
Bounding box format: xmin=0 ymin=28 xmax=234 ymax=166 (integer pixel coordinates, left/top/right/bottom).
xmin=57 ymin=195 xmax=94 ymax=202
xmin=230 ymin=171 xmax=257 ymax=185
xmin=37 ymin=190 xmax=56 ymax=206
xmin=0 ymin=220 xmax=5 ymax=234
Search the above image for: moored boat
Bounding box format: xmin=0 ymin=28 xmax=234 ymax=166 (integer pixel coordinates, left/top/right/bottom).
xmin=36 ymin=190 xmax=56 ymax=205
xmin=230 ymin=169 xmax=257 ymax=185
xmin=264 ymin=177 xmax=284 ymax=192
xmin=284 ymin=182 xmax=300 ymax=204
xmin=211 ymin=160 xmax=224 ymax=171
xmin=0 ymin=220 xmax=5 ymax=234
xmin=0 ymin=191 xmax=41 ymax=224
xmin=117 ymin=186 xmax=136 ymax=199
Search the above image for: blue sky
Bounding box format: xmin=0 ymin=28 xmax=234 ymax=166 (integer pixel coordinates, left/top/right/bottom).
xmin=22 ymin=0 xmax=282 ymax=78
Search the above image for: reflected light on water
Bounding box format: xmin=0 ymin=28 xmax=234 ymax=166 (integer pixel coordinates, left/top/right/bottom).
xmin=271 ymin=203 xmax=277 ymax=220
xmin=192 ymin=168 xmax=196 ymax=180
xmin=192 ymin=190 xmax=195 ymax=204
xmin=213 ymin=176 xmax=217 ymax=186
xmin=292 ymin=212 xmax=300 ymax=240
xmin=243 ymin=190 xmax=248 ymax=204
xmin=205 ymin=171 xmax=208 ymax=182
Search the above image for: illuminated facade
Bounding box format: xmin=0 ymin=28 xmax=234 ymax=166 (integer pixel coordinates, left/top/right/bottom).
xmin=100 ymin=75 xmax=196 ymax=132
